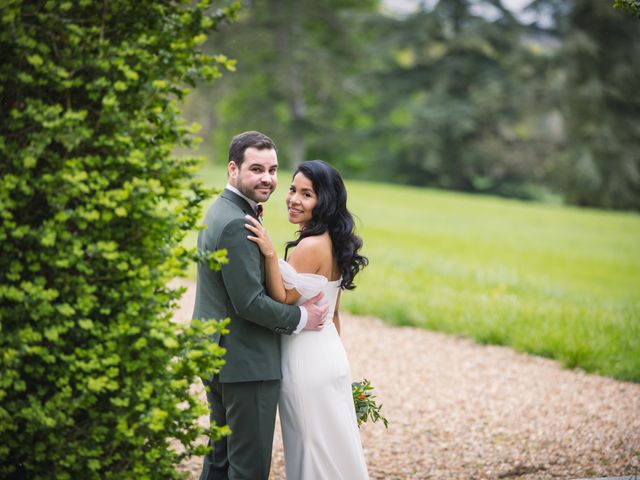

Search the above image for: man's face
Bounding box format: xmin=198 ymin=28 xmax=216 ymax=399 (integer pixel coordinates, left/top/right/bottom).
xmin=228 ymin=147 xmax=278 ymax=203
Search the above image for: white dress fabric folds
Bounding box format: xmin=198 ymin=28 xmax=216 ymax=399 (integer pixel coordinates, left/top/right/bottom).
xmin=278 ymin=259 xmax=369 ymax=480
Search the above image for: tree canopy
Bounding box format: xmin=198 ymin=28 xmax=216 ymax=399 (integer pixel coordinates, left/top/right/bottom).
xmin=185 ymin=0 xmax=640 ymax=210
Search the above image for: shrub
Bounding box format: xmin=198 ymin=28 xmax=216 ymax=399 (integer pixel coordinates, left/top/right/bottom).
xmin=0 ymin=1 xmax=239 ymax=478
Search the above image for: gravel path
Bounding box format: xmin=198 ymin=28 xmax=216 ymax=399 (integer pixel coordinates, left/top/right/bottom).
xmin=170 ymin=279 xmax=640 ymax=479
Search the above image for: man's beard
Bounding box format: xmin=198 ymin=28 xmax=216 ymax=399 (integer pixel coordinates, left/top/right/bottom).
xmin=238 ymin=181 xmax=273 ymax=203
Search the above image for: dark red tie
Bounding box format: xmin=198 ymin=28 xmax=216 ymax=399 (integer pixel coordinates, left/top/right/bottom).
xmin=256 ymin=204 xmax=264 ymax=221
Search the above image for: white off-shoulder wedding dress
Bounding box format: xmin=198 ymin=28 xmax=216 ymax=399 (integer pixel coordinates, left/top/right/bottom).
xmin=278 ymin=260 xmax=369 ymax=480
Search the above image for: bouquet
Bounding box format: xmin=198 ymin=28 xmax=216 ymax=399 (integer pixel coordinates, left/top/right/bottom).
xmin=352 ymin=379 xmax=389 ymax=428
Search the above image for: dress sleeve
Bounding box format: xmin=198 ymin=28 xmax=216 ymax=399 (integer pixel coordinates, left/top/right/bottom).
xmin=278 ymin=259 xmax=327 ymax=299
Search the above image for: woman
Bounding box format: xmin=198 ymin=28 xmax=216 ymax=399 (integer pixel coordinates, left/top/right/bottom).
xmin=244 ymin=160 xmax=369 ymax=479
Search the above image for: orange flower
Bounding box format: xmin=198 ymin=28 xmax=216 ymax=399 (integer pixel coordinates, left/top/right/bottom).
xmin=357 ymin=393 xmax=366 ymax=400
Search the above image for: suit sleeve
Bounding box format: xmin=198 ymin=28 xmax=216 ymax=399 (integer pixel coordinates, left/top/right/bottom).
xmin=217 ymin=217 xmax=301 ymax=334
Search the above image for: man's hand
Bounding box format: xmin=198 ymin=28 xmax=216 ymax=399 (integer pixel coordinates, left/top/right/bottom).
xmin=302 ymin=293 xmax=328 ymax=331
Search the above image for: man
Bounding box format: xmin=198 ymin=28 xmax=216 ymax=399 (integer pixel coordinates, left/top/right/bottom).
xmin=193 ymin=131 xmax=328 ymax=480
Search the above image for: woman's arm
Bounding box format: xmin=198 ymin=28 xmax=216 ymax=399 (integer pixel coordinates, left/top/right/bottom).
xmin=245 ymin=216 xmax=323 ymax=305
xmin=333 ymin=290 xmax=342 ymax=335
xmin=245 ymin=215 xmax=293 ymax=303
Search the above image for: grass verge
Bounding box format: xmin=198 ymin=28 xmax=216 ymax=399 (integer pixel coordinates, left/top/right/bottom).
xmin=188 ymin=162 xmax=640 ymax=382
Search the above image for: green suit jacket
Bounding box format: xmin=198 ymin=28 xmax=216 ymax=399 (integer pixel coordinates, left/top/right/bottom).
xmin=192 ymin=188 xmax=301 ymax=383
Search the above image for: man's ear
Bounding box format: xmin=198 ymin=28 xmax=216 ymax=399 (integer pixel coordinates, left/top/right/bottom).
xmin=228 ymin=161 xmax=238 ymax=179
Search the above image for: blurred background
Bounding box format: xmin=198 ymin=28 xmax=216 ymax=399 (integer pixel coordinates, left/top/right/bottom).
xmin=181 ymin=0 xmax=640 ymax=382
xmin=184 ymin=0 xmax=640 ymax=210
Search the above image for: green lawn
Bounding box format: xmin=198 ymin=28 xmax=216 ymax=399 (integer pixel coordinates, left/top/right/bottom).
xmin=188 ymin=163 xmax=640 ymax=382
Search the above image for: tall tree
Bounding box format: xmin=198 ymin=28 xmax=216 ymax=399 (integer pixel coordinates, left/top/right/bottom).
xmin=367 ymin=0 xmax=548 ymax=198
xmin=192 ymin=0 xmax=378 ymax=168
xmin=615 ymin=0 xmax=640 ymax=18
xmin=529 ymin=0 xmax=640 ymax=209
xmin=559 ymin=0 xmax=640 ymax=208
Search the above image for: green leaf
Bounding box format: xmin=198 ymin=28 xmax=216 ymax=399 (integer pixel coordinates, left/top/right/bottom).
xmin=78 ymin=319 xmax=94 ymax=330
xmin=56 ymin=304 xmax=76 ymax=317
xmin=27 ymin=54 xmax=43 ymax=67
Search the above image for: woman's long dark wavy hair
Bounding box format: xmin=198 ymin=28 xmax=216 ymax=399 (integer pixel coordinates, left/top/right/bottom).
xmin=285 ymin=160 xmax=368 ymax=290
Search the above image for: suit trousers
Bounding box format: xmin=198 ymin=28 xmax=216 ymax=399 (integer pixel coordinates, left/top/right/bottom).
xmin=199 ymin=376 xmax=280 ymax=480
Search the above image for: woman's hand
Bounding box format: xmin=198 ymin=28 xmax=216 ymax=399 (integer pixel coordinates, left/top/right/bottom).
xmin=245 ymin=215 xmax=277 ymax=259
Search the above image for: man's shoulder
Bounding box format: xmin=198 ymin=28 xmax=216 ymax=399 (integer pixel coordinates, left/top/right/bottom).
xmin=206 ymin=194 xmax=243 ymax=221
xmin=201 ymin=196 xmax=247 ymax=244
xmin=210 ymin=191 xmax=235 ymax=210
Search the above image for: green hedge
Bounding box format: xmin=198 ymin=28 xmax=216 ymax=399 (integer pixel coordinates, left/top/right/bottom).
xmin=0 ymin=1 xmax=239 ymax=478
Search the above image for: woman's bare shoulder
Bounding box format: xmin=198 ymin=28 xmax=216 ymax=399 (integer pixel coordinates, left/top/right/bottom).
xmin=288 ymin=233 xmax=333 ymax=274
xmin=295 ymin=233 xmax=332 ymax=251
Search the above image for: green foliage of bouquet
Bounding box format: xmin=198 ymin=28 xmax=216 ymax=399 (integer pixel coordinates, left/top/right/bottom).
xmin=0 ymin=1 xmax=239 ymax=478
xmin=352 ymin=379 xmax=389 ymax=428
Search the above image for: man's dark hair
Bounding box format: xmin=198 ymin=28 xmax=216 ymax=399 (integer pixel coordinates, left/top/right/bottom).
xmin=228 ymin=131 xmax=277 ymax=167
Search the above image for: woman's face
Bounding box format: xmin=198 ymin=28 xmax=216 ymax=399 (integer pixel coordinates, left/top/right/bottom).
xmin=286 ymin=172 xmax=318 ymax=228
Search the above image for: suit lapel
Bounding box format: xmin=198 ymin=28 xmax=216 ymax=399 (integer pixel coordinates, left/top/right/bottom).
xmin=221 ymin=188 xmax=260 ymax=221
xmin=221 ymin=188 xmax=265 ymax=275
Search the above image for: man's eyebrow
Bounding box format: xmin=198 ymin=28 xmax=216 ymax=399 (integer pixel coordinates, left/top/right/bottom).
xmin=248 ymin=163 xmax=278 ymax=169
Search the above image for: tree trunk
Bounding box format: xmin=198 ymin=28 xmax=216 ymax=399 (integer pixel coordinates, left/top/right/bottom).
xmin=273 ymin=0 xmax=306 ymax=168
